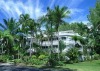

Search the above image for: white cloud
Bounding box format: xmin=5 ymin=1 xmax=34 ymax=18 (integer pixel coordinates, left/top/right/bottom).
xmin=68 ymin=0 xmax=84 ymax=8
xmin=49 ymin=0 xmax=55 ymax=8
xmin=69 ymin=8 xmax=84 ymax=16
xmin=0 ymin=0 xmax=88 ymax=24
xmin=0 ymin=0 xmax=46 ymax=20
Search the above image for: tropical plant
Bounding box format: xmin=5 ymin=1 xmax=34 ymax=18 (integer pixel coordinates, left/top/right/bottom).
xmin=1 ymin=30 xmax=14 ymax=55
xmin=0 ymin=18 xmax=20 ymax=34
xmin=52 ymin=6 xmax=70 ymax=59
xmin=66 ymin=48 xmax=79 ymax=63
xmin=59 ymin=40 xmax=66 ymax=53
xmin=88 ymin=1 xmax=100 ymax=55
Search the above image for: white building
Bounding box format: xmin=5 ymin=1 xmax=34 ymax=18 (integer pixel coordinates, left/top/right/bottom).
xmin=25 ymin=30 xmax=83 ymax=54
xmin=41 ymin=30 xmax=80 ymax=53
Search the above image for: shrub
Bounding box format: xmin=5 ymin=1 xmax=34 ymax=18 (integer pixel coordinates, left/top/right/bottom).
xmin=31 ymin=55 xmax=37 ymax=59
xmin=14 ymin=59 xmax=22 ymax=64
xmin=47 ymin=53 xmax=59 ymax=67
xmin=85 ymin=56 xmax=91 ymax=61
xmin=66 ymin=48 xmax=79 ymax=63
xmin=0 ymin=55 xmax=10 ymax=63
xmin=23 ymin=55 xmax=46 ymax=65
xmin=23 ymin=56 xmax=30 ymax=64
xmin=60 ymin=53 xmax=66 ymax=61
xmin=58 ymin=61 xmax=64 ymax=66
xmin=93 ymin=54 xmax=100 ymax=60
xmin=38 ymin=55 xmax=47 ymax=60
xmin=47 ymin=57 xmax=57 ymax=67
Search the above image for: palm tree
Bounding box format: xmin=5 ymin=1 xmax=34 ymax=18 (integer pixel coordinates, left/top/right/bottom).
xmin=45 ymin=7 xmax=54 ymax=49
xmin=0 ymin=18 xmax=20 ymax=35
xmin=0 ymin=18 xmax=19 ymax=56
xmin=39 ymin=7 xmax=54 ymax=55
xmin=71 ymin=35 xmax=79 ymax=47
xmin=28 ymin=19 xmax=39 ymax=56
xmin=52 ymin=6 xmax=70 ymax=59
xmin=0 ymin=31 xmax=3 ymax=56
xmin=19 ymin=14 xmax=31 ymax=56
xmin=88 ymin=1 xmax=100 ymax=55
xmin=1 ymin=30 xmax=14 ymax=55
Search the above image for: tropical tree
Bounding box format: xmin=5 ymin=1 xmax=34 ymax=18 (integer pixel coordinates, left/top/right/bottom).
xmin=0 ymin=18 xmax=20 ymax=35
xmin=88 ymin=1 xmax=100 ymax=55
xmin=0 ymin=18 xmax=19 ymax=56
xmin=52 ymin=6 xmax=70 ymax=59
xmin=1 ymin=30 xmax=14 ymax=56
xmin=39 ymin=7 xmax=55 ymax=55
xmin=0 ymin=31 xmax=3 ymax=56
xmin=19 ymin=14 xmax=32 ymax=56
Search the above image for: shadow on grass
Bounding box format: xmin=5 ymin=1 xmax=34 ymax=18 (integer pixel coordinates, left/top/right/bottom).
xmin=0 ymin=65 xmax=77 ymax=71
xmin=97 ymin=63 xmax=100 ymax=65
xmin=39 ymin=66 xmax=77 ymax=71
xmin=0 ymin=65 xmax=40 ymax=71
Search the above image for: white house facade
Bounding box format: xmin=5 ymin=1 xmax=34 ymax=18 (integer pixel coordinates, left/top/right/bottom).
xmin=41 ymin=30 xmax=80 ymax=53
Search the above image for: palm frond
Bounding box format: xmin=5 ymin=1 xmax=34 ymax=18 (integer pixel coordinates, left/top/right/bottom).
xmin=3 ymin=19 xmax=8 ymax=28
xmin=0 ymin=23 xmax=7 ymax=30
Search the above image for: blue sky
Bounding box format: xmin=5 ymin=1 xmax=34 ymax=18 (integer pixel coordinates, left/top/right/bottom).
xmin=0 ymin=0 xmax=96 ymax=24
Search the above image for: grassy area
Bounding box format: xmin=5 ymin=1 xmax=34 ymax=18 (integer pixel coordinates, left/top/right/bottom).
xmin=61 ymin=60 xmax=100 ymax=71
xmin=32 ymin=60 xmax=100 ymax=71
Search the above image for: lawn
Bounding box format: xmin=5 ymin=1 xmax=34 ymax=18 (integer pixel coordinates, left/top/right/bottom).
xmin=61 ymin=60 xmax=100 ymax=71
xmin=33 ymin=60 xmax=100 ymax=71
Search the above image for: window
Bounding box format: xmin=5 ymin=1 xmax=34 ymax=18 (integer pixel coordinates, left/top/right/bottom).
xmin=53 ymin=45 xmax=58 ymax=48
xmin=61 ymin=37 xmax=66 ymax=40
xmin=53 ymin=37 xmax=58 ymax=41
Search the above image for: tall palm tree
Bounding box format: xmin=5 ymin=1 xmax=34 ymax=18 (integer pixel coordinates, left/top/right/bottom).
xmin=19 ymin=14 xmax=31 ymax=34
xmin=52 ymin=6 xmax=70 ymax=59
xmin=39 ymin=7 xmax=54 ymax=53
xmin=28 ymin=19 xmax=39 ymax=56
xmin=19 ymin=14 xmax=31 ymax=56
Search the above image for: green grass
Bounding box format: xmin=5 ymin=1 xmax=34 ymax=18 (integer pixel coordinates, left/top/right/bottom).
xmin=33 ymin=60 xmax=100 ymax=71
xmin=62 ymin=60 xmax=100 ymax=71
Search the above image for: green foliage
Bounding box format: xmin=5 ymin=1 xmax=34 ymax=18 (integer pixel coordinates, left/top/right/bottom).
xmin=47 ymin=57 xmax=57 ymax=67
xmin=87 ymin=1 xmax=100 ymax=55
xmin=59 ymin=23 xmax=70 ymax=31
xmin=22 ymin=55 xmax=47 ymax=65
xmin=59 ymin=53 xmax=66 ymax=61
xmin=0 ymin=55 xmax=10 ymax=63
xmin=85 ymin=56 xmax=91 ymax=61
xmin=46 ymin=53 xmax=61 ymax=67
xmin=38 ymin=55 xmax=47 ymax=60
xmin=1 ymin=3 xmax=100 ymax=67
xmin=93 ymin=54 xmax=100 ymax=60
xmin=66 ymin=48 xmax=79 ymax=63
xmin=14 ymin=59 xmax=22 ymax=64
xmin=59 ymin=40 xmax=66 ymax=53
xmin=31 ymin=55 xmax=37 ymax=59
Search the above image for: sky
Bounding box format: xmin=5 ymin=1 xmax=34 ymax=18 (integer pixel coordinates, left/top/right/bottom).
xmin=0 ymin=0 xmax=96 ymax=25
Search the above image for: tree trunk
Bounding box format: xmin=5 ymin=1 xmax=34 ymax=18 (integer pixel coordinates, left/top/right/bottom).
xmin=18 ymin=50 xmax=20 ymax=59
xmin=30 ymin=38 xmax=32 ymax=56
xmin=48 ymin=37 xmax=51 ymax=56
xmin=57 ymin=29 xmax=60 ymax=60
xmin=50 ymin=23 xmax=53 ymax=56
xmin=1 ymin=44 xmax=3 ymax=58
